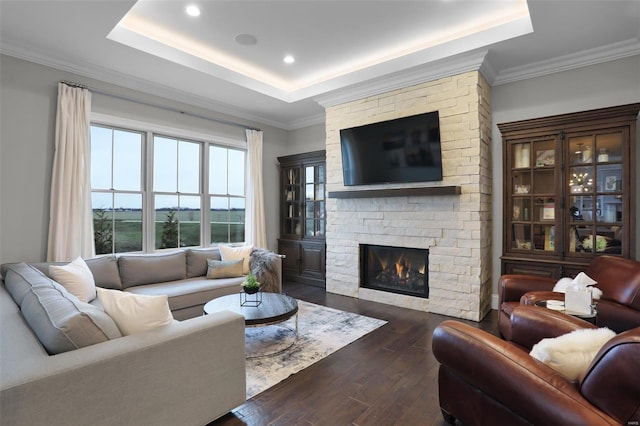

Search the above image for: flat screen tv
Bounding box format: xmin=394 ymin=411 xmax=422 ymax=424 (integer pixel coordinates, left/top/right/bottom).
xmin=340 ymin=111 xmax=442 ymax=186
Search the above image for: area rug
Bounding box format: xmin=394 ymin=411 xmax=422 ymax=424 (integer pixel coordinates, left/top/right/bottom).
xmin=245 ymin=300 xmax=387 ymax=398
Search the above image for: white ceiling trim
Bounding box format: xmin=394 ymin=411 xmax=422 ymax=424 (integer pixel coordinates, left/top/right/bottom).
xmin=3 ymin=35 xmax=638 ymax=130
xmin=0 ymin=38 xmax=292 ymax=130
xmin=109 ymin=8 xmax=533 ymax=103
xmin=493 ymin=37 xmax=640 ymax=85
xmin=314 ymin=50 xmax=489 ymax=108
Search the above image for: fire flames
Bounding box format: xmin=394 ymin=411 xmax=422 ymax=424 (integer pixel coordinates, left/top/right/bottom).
xmin=395 ymin=255 xmax=411 ymax=280
xmin=365 ymin=246 xmax=428 ymax=297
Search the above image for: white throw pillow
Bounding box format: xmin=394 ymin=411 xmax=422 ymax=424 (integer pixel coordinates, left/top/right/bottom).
xmin=96 ymin=288 xmax=174 ymax=336
xmin=530 ymin=327 xmax=616 ymax=382
xmin=219 ymin=244 xmax=253 ymax=274
xmin=49 ymin=257 xmax=97 ymax=302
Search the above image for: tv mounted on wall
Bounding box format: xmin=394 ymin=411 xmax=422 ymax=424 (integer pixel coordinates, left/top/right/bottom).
xmin=339 ymin=111 xmax=442 ymax=186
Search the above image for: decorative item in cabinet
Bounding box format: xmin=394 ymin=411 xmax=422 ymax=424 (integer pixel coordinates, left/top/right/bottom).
xmin=535 ymin=149 xmax=555 ymax=167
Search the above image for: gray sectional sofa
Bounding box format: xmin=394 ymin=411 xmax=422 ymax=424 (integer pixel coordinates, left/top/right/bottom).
xmin=0 ymin=246 xmax=283 ymax=426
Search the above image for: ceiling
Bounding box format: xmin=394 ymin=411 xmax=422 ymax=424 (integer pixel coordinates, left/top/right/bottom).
xmin=1 ymin=1 xmax=639 ymax=130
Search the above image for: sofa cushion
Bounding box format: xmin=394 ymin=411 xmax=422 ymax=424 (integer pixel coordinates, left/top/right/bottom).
xmin=530 ymin=327 xmax=616 ymax=381
xmin=85 ymin=255 xmax=122 ymax=290
xmin=207 ymin=258 xmax=244 ymax=279
xmin=3 ymin=263 xmax=122 ymax=355
xmin=24 ymin=255 xmax=123 ymax=290
xmin=97 ymin=288 xmax=174 ymax=336
xmin=125 ymin=277 xmax=243 ymax=312
xmin=49 ymin=257 xmax=97 ymax=303
xmin=118 ymin=251 xmax=186 ymax=288
xmin=220 ymin=244 xmax=253 ymax=274
xmin=186 ymin=248 xmax=222 ymax=278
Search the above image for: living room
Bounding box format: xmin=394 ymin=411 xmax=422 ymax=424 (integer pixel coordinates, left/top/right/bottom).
xmin=1 ymin=1 xmax=640 ymax=425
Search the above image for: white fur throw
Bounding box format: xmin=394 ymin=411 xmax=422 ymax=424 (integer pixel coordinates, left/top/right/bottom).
xmin=530 ymin=328 xmax=616 ymax=382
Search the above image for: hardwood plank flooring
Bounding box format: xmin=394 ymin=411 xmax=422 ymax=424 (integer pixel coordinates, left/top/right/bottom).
xmin=209 ymin=282 xmax=499 ymax=426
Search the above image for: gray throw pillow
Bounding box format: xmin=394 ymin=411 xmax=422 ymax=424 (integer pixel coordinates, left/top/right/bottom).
xmin=4 ymin=263 xmax=122 ymax=355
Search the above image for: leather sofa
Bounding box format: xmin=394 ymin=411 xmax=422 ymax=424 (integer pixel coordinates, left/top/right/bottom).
xmin=432 ymin=306 xmax=640 ymax=425
xmin=498 ymin=255 xmax=640 ymax=339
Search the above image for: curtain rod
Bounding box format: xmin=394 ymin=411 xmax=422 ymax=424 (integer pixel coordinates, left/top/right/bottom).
xmin=60 ymin=81 xmax=261 ymax=132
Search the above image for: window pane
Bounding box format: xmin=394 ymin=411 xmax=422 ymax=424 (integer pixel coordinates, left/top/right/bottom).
xmin=229 ymin=197 xmax=245 ymax=243
xmin=211 ymin=196 xmax=229 ymax=243
xmin=154 ymin=137 xmax=177 ymax=192
xmin=178 ymin=195 xmax=201 ymax=247
xmin=90 ymin=126 xmax=112 ymax=190
xmin=92 ymin=192 xmax=113 ymax=254
xmin=178 ymin=141 xmax=200 ymax=193
xmin=209 ymin=146 xmax=228 ymax=194
xmin=113 ymin=193 xmax=142 ymax=253
xmin=228 ymin=149 xmax=245 ymax=196
xmin=155 ymin=194 xmax=179 ymax=249
xmin=113 ymin=130 xmax=142 ymax=191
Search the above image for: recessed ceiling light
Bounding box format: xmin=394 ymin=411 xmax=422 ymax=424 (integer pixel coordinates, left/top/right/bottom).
xmin=283 ymin=55 xmax=295 ymax=64
xmin=185 ymin=5 xmax=200 ymax=17
xmin=235 ymin=34 xmax=257 ymax=46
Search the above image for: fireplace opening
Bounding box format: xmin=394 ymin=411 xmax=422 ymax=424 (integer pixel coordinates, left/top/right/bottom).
xmin=360 ymin=244 xmax=429 ymax=298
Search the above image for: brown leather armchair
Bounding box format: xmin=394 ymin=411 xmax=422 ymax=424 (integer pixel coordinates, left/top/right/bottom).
xmin=498 ymin=255 xmax=640 ymax=339
xmin=432 ymin=306 xmax=640 ymax=425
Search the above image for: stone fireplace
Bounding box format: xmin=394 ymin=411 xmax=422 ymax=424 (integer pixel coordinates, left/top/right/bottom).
xmin=321 ymin=69 xmax=493 ymax=321
xmin=361 ymin=244 xmax=429 ymax=299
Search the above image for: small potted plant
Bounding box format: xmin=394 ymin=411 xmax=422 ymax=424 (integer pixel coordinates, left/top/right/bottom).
xmin=242 ymin=272 xmax=260 ymax=294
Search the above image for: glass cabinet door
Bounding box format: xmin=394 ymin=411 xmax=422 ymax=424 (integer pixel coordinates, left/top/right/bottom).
xmin=304 ymin=164 xmax=325 ymax=238
xmin=282 ymin=162 xmax=326 ymax=239
xmin=508 ymin=136 xmax=558 ymax=254
xmin=283 ymin=166 xmax=302 ymax=236
xmin=568 ymin=130 xmax=624 ymax=256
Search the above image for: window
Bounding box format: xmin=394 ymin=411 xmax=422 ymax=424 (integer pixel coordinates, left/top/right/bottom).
xmin=90 ymin=119 xmax=246 ymax=254
xmin=210 ymin=145 xmax=245 ymax=243
xmin=90 ymin=125 xmax=144 ymax=254
xmin=153 ymin=136 xmax=201 ymax=249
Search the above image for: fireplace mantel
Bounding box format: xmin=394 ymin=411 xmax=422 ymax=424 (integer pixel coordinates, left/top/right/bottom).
xmin=328 ymin=186 xmax=461 ymax=199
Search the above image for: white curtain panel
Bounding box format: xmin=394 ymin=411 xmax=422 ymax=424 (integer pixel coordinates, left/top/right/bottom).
xmin=245 ymin=129 xmax=267 ymax=248
xmin=46 ymin=83 xmax=95 ymax=261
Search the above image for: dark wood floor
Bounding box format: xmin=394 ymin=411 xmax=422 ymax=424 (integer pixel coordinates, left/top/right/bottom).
xmin=210 ymin=282 xmax=499 ymax=426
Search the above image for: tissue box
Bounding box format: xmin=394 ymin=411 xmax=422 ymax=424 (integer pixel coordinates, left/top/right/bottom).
xmin=565 ymin=288 xmax=592 ymax=315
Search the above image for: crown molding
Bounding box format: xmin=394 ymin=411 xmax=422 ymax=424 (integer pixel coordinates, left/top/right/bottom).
xmin=286 ymin=113 xmax=326 ymax=130
xmin=314 ymin=50 xmax=489 ymax=108
xmin=4 ymin=35 xmax=638 ymax=129
xmin=493 ymin=37 xmax=640 ymax=85
xmin=0 ymin=39 xmax=293 ymax=131
xmin=478 ymin=56 xmax=498 ymax=86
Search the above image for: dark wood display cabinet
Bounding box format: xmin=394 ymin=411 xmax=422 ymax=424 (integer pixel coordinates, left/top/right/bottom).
xmin=277 ymin=150 xmax=326 ymax=287
xmin=499 ymin=103 xmax=639 ymax=278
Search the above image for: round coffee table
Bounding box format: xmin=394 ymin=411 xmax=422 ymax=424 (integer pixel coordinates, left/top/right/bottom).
xmin=203 ymin=292 xmax=299 ymax=358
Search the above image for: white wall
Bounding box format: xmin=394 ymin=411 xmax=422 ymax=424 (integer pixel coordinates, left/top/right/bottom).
xmin=286 ymin=123 xmax=326 ymax=154
xmin=0 ymin=54 xmax=289 ymax=263
xmin=491 ymin=55 xmax=640 ymax=301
